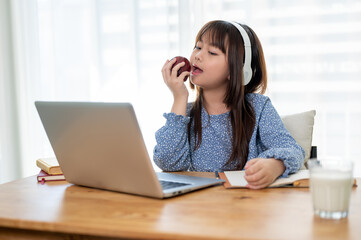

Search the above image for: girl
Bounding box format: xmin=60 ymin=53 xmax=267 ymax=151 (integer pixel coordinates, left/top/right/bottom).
xmin=153 ymin=20 xmax=304 ymax=189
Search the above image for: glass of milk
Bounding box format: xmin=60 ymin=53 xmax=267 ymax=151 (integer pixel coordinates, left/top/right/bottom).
xmin=308 ymin=159 xmax=353 ymax=219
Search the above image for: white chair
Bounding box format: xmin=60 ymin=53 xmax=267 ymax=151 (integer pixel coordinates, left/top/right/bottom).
xmin=281 ymin=110 xmax=316 ymax=169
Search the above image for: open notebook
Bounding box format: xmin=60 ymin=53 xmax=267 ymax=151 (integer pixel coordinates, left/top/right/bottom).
xmin=220 ymin=170 xmax=310 ymax=188
xmin=219 ymin=170 xmax=357 ymax=188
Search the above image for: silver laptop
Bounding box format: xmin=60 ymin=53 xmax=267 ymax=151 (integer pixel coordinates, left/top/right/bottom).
xmin=35 ymin=101 xmax=224 ymax=198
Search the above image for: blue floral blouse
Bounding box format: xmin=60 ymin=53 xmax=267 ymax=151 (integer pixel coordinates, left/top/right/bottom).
xmin=153 ymin=93 xmax=305 ymax=177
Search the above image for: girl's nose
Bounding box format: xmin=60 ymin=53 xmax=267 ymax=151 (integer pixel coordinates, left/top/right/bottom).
xmin=195 ymin=52 xmax=201 ymax=61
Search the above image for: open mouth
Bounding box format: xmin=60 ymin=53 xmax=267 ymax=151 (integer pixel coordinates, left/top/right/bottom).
xmin=192 ymin=65 xmax=203 ymax=75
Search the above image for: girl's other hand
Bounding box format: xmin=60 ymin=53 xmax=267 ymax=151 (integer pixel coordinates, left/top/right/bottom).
xmin=161 ymin=58 xmax=190 ymax=99
xmin=244 ymin=158 xmax=286 ymax=189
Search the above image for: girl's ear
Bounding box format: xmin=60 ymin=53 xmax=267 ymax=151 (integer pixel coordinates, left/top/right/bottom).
xmin=227 ymin=74 xmax=230 ymax=80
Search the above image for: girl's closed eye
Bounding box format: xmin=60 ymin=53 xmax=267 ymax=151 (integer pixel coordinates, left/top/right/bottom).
xmin=208 ymin=46 xmax=221 ymax=56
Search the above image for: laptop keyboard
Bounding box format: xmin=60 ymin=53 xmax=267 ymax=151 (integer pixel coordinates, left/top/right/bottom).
xmin=159 ymin=180 xmax=191 ymax=190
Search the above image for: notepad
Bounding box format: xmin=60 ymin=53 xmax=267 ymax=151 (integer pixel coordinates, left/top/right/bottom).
xmin=37 ymin=170 xmax=65 ymax=183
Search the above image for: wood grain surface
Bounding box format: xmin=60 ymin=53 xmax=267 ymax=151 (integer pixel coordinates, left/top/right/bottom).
xmin=0 ymin=173 xmax=359 ymax=240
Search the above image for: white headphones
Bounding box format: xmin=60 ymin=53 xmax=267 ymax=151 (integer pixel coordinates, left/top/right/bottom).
xmin=228 ymin=21 xmax=253 ymax=85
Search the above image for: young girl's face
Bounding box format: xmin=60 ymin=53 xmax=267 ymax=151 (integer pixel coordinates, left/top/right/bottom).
xmin=189 ymin=33 xmax=230 ymax=90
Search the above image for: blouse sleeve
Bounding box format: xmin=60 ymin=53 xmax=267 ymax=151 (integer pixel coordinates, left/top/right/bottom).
xmin=256 ymin=98 xmax=305 ymax=177
xmin=153 ymin=112 xmax=191 ymax=171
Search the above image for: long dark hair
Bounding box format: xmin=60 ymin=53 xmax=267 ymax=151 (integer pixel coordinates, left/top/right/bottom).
xmin=188 ymin=20 xmax=267 ymax=170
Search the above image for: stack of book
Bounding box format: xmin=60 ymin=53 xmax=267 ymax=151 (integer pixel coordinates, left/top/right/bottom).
xmin=36 ymin=157 xmax=65 ymax=184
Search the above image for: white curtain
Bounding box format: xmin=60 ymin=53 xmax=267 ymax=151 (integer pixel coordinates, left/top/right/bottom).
xmin=1 ymin=0 xmax=361 ymax=183
xmin=0 ymin=0 xmax=21 ymax=182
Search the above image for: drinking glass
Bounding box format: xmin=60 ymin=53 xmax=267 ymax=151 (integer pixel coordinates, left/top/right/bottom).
xmin=308 ymin=159 xmax=353 ymax=219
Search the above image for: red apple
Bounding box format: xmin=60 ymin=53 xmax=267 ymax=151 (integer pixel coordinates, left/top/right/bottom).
xmin=171 ymin=56 xmax=191 ymax=81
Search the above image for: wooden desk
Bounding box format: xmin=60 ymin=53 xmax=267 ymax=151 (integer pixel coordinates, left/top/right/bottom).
xmin=0 ymin=173 xmax=360 ymax=240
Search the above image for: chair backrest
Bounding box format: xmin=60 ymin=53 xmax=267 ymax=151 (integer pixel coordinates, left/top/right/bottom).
xmin=281 ymin=110 xmax=316 ymax=169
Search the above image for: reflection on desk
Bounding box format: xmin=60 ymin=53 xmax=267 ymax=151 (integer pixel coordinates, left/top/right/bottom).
xmin=0 ymin=173 xmax=360 ymax=240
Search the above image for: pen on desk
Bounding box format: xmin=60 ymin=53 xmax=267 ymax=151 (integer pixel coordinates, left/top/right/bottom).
xmin=215 ymin=171 xmax=220 ymax=179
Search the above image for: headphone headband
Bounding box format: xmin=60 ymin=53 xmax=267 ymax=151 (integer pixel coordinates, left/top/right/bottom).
xmin=228 ymin=21 xmax=252 ymax=85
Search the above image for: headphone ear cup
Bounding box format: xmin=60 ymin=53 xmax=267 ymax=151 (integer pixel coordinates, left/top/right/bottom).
xmin=243 ymin=66 xmax=252 ymax=85
xmin=228 ymin=22 xmax=253 ymax=86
